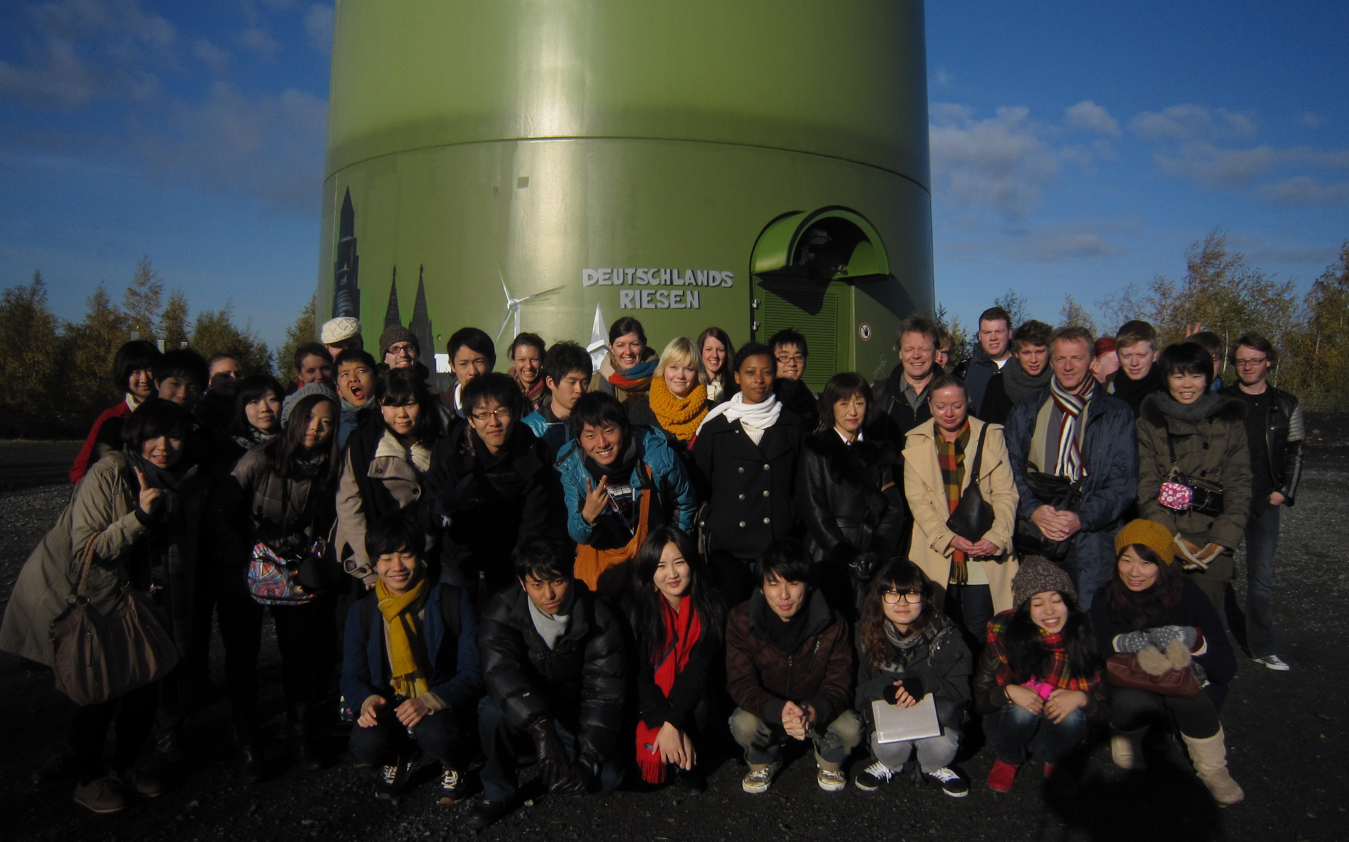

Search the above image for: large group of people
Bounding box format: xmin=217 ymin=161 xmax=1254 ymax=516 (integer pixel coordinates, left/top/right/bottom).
xmin=0 ymin=304 xmax=1304 ymax=828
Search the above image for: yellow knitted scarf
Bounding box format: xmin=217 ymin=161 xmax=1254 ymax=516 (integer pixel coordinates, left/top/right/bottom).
xmin=647 ymin=376 xmax=708 ymax=441
xmin=375 ymin=577 xmax=430 ymax=699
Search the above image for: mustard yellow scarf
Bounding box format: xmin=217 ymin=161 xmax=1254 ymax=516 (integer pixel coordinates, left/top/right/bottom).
xmin=647 ymin=376 xmax=708 ymax=441
xmin=375 ymin=578 xmax=430 ymax=699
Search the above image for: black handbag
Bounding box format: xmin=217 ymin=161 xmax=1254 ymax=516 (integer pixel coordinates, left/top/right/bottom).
xmin=1160 ymin=434 xmax=1225 ymax=518
xmin=946 ymin=423 xmax=995 ymax=542
xmin=1013 ymin=471 xmax=1083 ymax=562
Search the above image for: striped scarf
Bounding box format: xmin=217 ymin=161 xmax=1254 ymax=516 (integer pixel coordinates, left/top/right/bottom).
xmin=935 ymin=422 xmax=971 ymax=583
xmin=1049 ymin=377 xmax=1096 ymax=482
xmin=986 ymin=610 xmax=1099 ymax=693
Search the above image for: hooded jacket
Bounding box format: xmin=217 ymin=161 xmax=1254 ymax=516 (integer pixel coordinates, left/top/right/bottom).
xmin=478 ymin=581 xmax=626 ymax=762
xmin=1137 ymin=393 xmax=1252 ymax=551
xmin=725 ymin=588 xmax=853 ymax=728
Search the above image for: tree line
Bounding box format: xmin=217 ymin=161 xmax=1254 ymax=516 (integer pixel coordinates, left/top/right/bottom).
xmin=3 ymin=232 xmax=1346 ymax=439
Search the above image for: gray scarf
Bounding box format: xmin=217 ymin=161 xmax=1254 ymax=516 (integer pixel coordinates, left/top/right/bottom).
xmin=528 ymin=588 xmax=576 ymax=650
xmin=1153 ymin=391 xmax=1221 ymax=424
xmin=1003 ymin=362 xmax=1052 ymax=403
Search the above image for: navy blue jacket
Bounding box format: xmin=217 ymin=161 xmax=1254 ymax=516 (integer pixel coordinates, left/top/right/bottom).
xmin=341 ymin=581 xmax=483 ymax=713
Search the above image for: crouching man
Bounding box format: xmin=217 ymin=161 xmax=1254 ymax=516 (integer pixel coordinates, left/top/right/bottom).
xmin=470 ymin=537 xmax=626 ymax=830
xmin=342 ymin=515 xmax=482 ymax=803
xmin=726 ymin=539 xmax=860 ymax=794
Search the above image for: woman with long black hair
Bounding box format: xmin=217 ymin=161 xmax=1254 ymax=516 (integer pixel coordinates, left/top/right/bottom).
xmin=974 ymin=556 xmax=1106 ymax=796
xmin=208 ymin=385 xmax=342 ymax=778
xmin=226 ymin=375 xmax=285 ymax=457
xmin=3 ymin=400 xmax=207 ymax=813
xmin=337 ymin=368 xmax=443 ymax=587
xmin=624 ymin=527 xmax=726 ymax=793
xmin=1091 ymin=519 xmax=1242 ymax=805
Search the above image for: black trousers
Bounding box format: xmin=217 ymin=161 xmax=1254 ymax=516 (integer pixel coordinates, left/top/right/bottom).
xmin=72 ymin=681 xmax=159 ymax=783
xmin=216 ymin=588 xmax=331 ymax=733
xmin=709 ymin=550 xmax=758 ymax=608
xmin=1108 ymin=686 xmax=1221 ymax=739
xmin=349 ymin=702 xmax=468 ymax=767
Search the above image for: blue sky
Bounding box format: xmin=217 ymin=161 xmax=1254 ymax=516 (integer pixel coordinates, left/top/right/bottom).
xmin=2 ymin=1 xmax=1346 ymax=351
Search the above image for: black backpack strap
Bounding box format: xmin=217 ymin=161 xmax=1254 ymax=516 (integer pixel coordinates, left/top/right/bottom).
xmin=439 ymin=583 xmax=463 ymax=639
xmin=359 ymin=592 xmax=376 ymax=640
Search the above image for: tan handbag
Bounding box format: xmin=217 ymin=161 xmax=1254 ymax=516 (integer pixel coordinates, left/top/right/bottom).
xmin=49 ymin=536 xmax=181 ymax=706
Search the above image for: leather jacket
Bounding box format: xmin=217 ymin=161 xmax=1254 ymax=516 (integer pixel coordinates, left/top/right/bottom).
xmin=1220 ymin=384 xmax=1304 ymax=504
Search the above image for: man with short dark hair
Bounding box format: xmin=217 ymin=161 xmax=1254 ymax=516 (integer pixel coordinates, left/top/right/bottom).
xmin=334 ymin=349 xmax=377 ymax=448
xmin=1221 ymin=334 xmax=1304 ymax=672
xmin=726 ymin=540 xmax=858 ymax=795
xmin=156 ymin=348 xmax=211 ymax=412
xmin=441 ymin=327 xmax=497 ymax=426
xmin=426 ymin=372 xmax=563 ymax=596
xmin=954 ymin=307 xmax=1013 ymax=414
xmin=1188 ymin=330 xmax=1225 ymax=390
xmin=1004 ymin=327 xmax=1136 ymax=608
xmin=769 ymin=327 xmax=819 ymax=430
xmin=869 ymin=315 xmax=945 ymax=445
xmin=196 ymin=353 xmax=242 ymax=432
xmin=975 ymin=320 xmax=1053 ymax=425
xmin=470 ymin=538 xmax=625 ymax=830
xmin=1112 ymin=320 xmax=1164 ymax=417
xmin=524 ymin=341 xmax=594 ymax=461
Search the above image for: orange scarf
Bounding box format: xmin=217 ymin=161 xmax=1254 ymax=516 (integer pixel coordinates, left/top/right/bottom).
xmin=647 ymin=376 xmax=708 ymax=441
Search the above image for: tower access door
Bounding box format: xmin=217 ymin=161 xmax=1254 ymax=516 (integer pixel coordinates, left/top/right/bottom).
xmin=749 ymin=208 xmax=893 ymax=393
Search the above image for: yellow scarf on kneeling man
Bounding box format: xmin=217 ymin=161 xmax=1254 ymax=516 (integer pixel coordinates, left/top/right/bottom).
xmin=375 ymin=578 xmax=431 ymax=699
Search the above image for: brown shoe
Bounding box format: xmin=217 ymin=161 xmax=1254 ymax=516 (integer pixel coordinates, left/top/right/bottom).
xmin=73 ymin=777 xmax=129 ymax=814
xmin=116 ymin=767 xmax=165 ymax=798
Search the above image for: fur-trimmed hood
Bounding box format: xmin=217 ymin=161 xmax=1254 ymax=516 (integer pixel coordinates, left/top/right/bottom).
xmin=1139 ymin=392 xmax=1247 ymax=429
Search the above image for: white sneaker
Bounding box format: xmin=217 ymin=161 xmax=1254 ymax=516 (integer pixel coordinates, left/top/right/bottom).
xmin=1253 ymin=654 xmax=1290 ymax=672
xmin=742 ymin=760 xmax=781 ymax=794
xmin=816 ymin=766 xmax=847 ymax=792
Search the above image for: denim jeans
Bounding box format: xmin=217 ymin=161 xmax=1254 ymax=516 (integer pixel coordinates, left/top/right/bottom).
xmin=869 ymin=729 xmax=960 ymax=774
xmin=1243 ymin=503 xmax=1281 ymax=657
xmin=982 ymin=703 xmax=1087 ymax=766
xmin=728 ymin=707 xmax=862 ymax=768
xmin=477 ymin=697 xmax=623 ymax=803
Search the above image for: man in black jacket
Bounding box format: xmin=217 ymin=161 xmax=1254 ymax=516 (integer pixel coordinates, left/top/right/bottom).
xmin=425 ymin=373 xmax=564 ymax=600
xmin=1112 ymin=320 xmax=1165 ymax=417
xmin=868 ymin=315 xmax=945 ymax=446
xmin=1222 ymin=334 xmax=1304 ymax=672
xmin=470 ymin=538 xmax=625 ymax=830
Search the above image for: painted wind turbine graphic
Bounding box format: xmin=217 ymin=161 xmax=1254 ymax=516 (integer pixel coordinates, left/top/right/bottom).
xmin=496 ymin=267 xmax=562 ymax=341
xmin=586 ymin=304 xmax=609 ymax=370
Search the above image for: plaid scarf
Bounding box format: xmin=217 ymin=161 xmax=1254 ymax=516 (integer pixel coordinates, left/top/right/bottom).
xmin=986 ymin=610 xmax=1098 ymax=693
xmin=1049 ymin=377 xmax=1096 ymax=482
xmin=935 ymin=422 xmax=972 ymax=583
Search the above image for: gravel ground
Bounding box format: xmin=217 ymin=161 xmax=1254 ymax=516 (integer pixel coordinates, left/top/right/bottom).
xmin=0 ymin=420 xmax=1345 ymax=842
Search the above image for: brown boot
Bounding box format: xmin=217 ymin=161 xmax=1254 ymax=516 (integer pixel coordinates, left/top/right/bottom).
xmin=1110 ymin=726 xmax=1148 ymax=770
xmin=1181 ymin=728 xmax=1244 ymax=806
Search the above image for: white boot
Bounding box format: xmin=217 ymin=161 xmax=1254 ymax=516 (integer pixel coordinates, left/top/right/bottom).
xmin=1109 ymin=726 xmax=1148 ymax=770
xmin=1181 ymin=727 xmax=1244 ymax=806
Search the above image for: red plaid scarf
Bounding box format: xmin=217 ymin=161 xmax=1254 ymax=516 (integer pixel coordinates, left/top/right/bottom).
xmin=986 ymin=610 xmax=1099 ymax=693
xmin=935 ymin=422 xmax=971 ymax=583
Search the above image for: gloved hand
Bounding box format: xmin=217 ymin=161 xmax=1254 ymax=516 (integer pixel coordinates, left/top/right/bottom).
xmin=1147 ymin=625 xmax=1197 ymax=651
xmin=1113 ymin=631 xmax=1152 ymax=654
xmin=1162 ymin=638 xmax=1193 ymax=670
xmin=1136 ymin=644 xmax=1173 ymax=676
xmin=551 ymin=752 xmax=596 ymax=797
xmin=849 ymin=552 xmax=880 ymax=585
xmin=527 ymin=718 xmax=573 ymax=791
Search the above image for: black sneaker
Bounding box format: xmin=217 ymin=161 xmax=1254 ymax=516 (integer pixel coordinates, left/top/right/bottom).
xmin=673 ymin=768 xmax=707 ymax=795
xmin=437 ymin=767 xmax=466 ymax=805
xmin=467 ymin=798 xmax=508 ymax=832
xmin=854 ymin=759 xmax=895 ymax=791
xmin=375 ymin=757 xmax=412 ymax=800
xmin=925 ymin=765 xmax=970 ymax=798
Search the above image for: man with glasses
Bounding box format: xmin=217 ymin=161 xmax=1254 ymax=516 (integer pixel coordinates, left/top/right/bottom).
xmin=379 ymin=324 xmax=421 ymax=370
xmin=426 ymin=372 xmax=563 ymax=598
xmin=1221 ymin=334 xmax=1304 ymax=671
xmin=770 ymin=328 xmax=819 ymax=431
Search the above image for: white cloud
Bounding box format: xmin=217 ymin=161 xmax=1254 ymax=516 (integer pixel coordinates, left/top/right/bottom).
xmin=1128 ymin=104 xmax=1257 ymax=141
xmin=930 ymin=104 xmax=1086 ymax=221
xmin=932 ymin=67 xmax=953 ymax=88
xmin=238 ymin=27 xmax=281 ymax=57
xmin=1064 ymin=100 xmax=1120 ymax=137
xmin=1299 ymin=112 xmax=1322 ymax=130
xmin=135 ymin=81 xmax=328 ymax=211
xmin=193 ymin=38 xmax=231 ymax=75
xmin=1259 ymin=177 xmax=1349 ymax=205
xmin=1155 ymin=142 xmax=1278 ymax=188
xmin=1012 ymin=231 xmax=1127 ymax=262
xmin=305 ymin=5 xmax=335 ymax=55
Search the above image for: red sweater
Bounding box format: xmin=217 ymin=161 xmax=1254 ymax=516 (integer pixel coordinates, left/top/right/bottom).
xmin=69 ymin=400 xmax=132 ymax=484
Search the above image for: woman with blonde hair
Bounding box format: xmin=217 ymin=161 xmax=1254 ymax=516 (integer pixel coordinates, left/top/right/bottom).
xmin=629 ymin=336 xmax=710 ymax=456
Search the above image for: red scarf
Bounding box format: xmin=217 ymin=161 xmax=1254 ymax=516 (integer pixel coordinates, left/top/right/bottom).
xmin=636 ymin=598 xmax=702 ymax=783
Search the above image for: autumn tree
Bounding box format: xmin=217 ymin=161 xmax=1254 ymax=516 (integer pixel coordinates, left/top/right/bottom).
xmin=160 ymin=290 xmax=191 ymax=350
xmin=56 ymin=284 xmax=130 ymax=433
xmin=1284 ymin=242 xmax=1349 ymax=409
xmin=192 ymin=303 xmax=274 ymax=376
xmin=993 ymin=288 xmax=1032 ymax=330
xmin=1058 ymin=294 xmax=1099 ymax=339
xmin=123 ymin=256 xmax=164 ymax=342
xmin=0 ymin=272 xmax=62 ymax=436
xmin=934 ymin=303 xmax=974 ymax=373
xmin=277 ymin=295 xmax=317 ymax=384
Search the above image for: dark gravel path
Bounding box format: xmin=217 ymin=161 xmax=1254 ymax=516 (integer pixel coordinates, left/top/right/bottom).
xmin=0 ymin=420 xmax=1345 ymax=842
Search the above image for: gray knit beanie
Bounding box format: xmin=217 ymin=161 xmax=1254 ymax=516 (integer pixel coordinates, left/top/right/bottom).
xmin=281 ymin=383 xmax=339 ymax=428
xmin=1011 ymin=555 xmax=1078 ymax=610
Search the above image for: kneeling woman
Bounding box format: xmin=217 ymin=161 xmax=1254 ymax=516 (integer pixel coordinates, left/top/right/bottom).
xmin=343 ymin=516 xmax=482 ymax=803
xmin=975 ymin=557 xmax=1106 ymax=795
xmin=853 ymin=560 xmax=972 ymax=797
xmin=1090 ymin=519 xmax=1242 ymax=805
xmin=625 ymin=527 xmax=726 ymax=792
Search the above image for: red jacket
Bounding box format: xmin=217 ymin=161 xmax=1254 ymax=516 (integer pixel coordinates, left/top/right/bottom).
xmin=70 ymin=400 xmax=132 ymax=484
xmin=725 ymin=588 xmax=853 ymax=729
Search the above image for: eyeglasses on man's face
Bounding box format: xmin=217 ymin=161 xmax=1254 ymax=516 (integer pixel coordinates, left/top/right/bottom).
xmin=471 ymin=407 xmax=513 ymax=423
